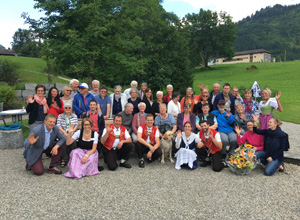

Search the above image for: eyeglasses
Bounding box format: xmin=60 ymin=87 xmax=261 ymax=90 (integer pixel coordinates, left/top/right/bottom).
xmin=202 ymin=96 xmax=208 ymax=97
xmin=36 ymin=89 xmax=44 ymax=92
xmin=66 ymin=90 xmax=72 ymax=92
xmin=65 ymin=107 xmax=71 ymax=109
xmin=83 ymin=124 xmax=91 ymax=126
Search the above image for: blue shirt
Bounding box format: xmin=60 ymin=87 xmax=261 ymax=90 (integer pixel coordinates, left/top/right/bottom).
xmin=211 ymin=110 xmax=235 ymax=133
xmin=95 ymin=94 xmax=111 ymax=116
xmin=43 ymin=125 xmax=53 ymax=150
xmin=154 ymin=114 xmax=176 ymax=127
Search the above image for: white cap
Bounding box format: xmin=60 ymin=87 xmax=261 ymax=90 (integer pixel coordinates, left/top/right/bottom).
xmin=78 ymin=83 xmax=89 ymax=89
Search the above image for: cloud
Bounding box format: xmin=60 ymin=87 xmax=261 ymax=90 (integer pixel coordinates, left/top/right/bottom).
xmin=166 ymin=0 xmax=300 ymax=21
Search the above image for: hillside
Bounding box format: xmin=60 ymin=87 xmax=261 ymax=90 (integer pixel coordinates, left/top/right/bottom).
xmin=193 ymin=61 xmax=300 ymax=123
xmin=235 ymin=4 xmax=300 ymax=61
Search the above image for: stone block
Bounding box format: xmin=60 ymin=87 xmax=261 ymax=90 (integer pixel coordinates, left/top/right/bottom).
xmin=55 ymin=83 xmax=68 ymax=91
xmin=25 ymin=83 xmax=37 ymax=91
xmin=42 ymin=84 xmax=55 ymax=91
xmin=0 ymin=129 xmax=23 ymax=149
xmin=22 ymin=90 xmax=35 ymax=98
xmin=16 ymin=90 xmax=22 ymax=97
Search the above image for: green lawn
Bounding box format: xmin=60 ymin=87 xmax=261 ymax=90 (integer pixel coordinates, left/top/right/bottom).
xmin=0 ymin=56 xmax=70 ymax=89
xmin=192 ymin=61 xmax=300 ymax=123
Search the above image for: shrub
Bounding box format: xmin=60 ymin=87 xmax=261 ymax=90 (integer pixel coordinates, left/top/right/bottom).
xmin=0 ymin=59 xmax=21 ymax=86
xmin=0 ymin=85 xmax=16 ymax=103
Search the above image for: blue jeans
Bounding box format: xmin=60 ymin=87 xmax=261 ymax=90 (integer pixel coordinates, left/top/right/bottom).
xmin=219 ymin=132 xmax=237 ymax=156
xmin=255 ymin=151 xmax=281 ymax=176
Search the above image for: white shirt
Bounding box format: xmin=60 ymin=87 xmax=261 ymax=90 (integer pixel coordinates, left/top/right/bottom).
xmin=167 ymin=100 xmax=181 ymax=116
xmin=72 ymin=130 xmax=98 ymax=144
xmin=137 ymin=126 xmax=159 ymax=144
xmin=124 ymin=88 xmax=132 ymax=99
xmin=102 ymin=126 xmax=131 ymax=148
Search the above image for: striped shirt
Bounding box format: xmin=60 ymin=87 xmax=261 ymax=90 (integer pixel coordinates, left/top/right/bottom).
xmin=57 ymin=113 xmax=78 ymax=131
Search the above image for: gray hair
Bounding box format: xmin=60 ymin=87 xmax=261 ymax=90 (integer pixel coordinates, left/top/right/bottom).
xmin=131 ymin=80 xmax=138 ymax=86
xmin=69 ymin=79 xmax=79 ymax=86
xmin=114 ymin=85 xmax=122 ymax=90
xmin=125 ymin=103 xmax=133 ymax=109
xmin=166 ymin=84 xmax=173 ymax=89
xmin=156 ymin=91 xmax=163 ymax=96
xmin=213 ymin=83 xmax=220 ymax=87
xmin=138 ymin=102 xmax=146 ymax=108
xmin=130 ymin=88 xmax=138 ymax=94
xmin=141 ymin=82 xmax=147 ymax=87
xmin=92 ymin=80 xmax=100 ymax=85
xmin=186 ymin=87 xmax=193 ymax=92
xmin=62 ymin=86 xmax=71 ymax=95
xmin=232 ymin=87 xmax=239 ymax=91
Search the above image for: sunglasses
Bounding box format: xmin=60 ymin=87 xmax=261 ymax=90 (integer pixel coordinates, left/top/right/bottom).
xmin=65 ymin=107 xmax=72 ymax=109
xmin=66 ymin=90 xmax=72 ymax=92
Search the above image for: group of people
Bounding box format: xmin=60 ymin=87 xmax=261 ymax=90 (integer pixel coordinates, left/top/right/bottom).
xmin=23 ymin=79 xmax=289 ymax=179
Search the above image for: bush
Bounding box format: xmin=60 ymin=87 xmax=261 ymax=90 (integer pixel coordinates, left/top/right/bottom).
xmin=0 ymin=85 xmax=16 ymax=104
xmin=0 ymin=59 xmax=21 ymax=86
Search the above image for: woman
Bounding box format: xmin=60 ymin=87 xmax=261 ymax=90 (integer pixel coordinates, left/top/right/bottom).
xmin=47 ymin=87 xmax=64 ymax=118
xmin=234 ymin=103 xmax=250 ymax=135
xmin=142 ymin=88 xmax=153 ymax=114
xmin=163 ymin=84 xmax=173 ymax=104
xmin=252 ymin=115 xmax=289 ymax=176
xmin=259 ymin=88 xmax=282 ymax=129
xmin=56 ymin=103 xmax=78 ymax=167
xmin=193 ymin=91 xmax=213 ymax=114
xmin=239 ymin=89 xmax=259 ymax=120
xmin=128 ymin=88 xmax=141 ymax=115
xmin=132 ymin=102 xmax=147 ymax=142
xmin=177 ymin=103 xmax=196 ymax=134
xmin=26 ymin=84 xmax=48 ymax=131
xmin=139 ymin=82 xmax=148 ymax=100
xmin=235 ymin=121 xmax=264 ymax=152
xmin=180 ymin=87 xmax=201 ymax=114
xmin=61 ymin=86 xmax=73 ymax=108
xmin=174 ymin=121 xmax=200 ymax=170
xmin=152 ymin=91 xmax=166 ymax=117
xmin=64 ymin=118 xmax=100 ymax=179
xmin=167 ymin=92 xmax=181 ymax=118
xmin=154 ymin=103 xmax=177 ymax=135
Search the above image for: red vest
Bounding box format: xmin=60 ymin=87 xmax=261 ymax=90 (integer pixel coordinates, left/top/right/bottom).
xmin=199 ymin=129 xmax=221 ymax=154
xmin=141 ymin=124 xmax=157 ymax=145
xmin=103 ymin=124 xmax=126 ymax=150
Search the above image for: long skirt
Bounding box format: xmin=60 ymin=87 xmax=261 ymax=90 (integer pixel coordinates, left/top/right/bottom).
xmin=175 ymin=148 xmax=198 ymax=170
xmin=259 ymin=114 xmax=273 ymax=130
xmin=64 ymin=149 xmax=100 ymax=179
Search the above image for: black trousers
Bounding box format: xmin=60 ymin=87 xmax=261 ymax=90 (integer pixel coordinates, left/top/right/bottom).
xmin=195 ymin=147 xmax=224 ymax=172
xmin=102 ymin=143 xmax=133 ymax=171
xmin=135 ymin=142 xmax=162 ymax=161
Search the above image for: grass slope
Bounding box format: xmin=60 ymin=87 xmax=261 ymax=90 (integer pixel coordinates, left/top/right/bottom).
xmin=193 ymin=61 xmax=300 ymax=123
xmin=0 ymin=56 xmax=70 ymax=89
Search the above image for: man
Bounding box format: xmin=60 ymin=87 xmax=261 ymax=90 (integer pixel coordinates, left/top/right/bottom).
xmin=209 ymin=83 xmax=221 ymax=105
xmin=195 ymin=103 xmax=218 ymax=131
xmin=23 ymin=114 xmax=66 ymax=175
xmin=95 ymin=85 xmax=111 ymax=120
xmin=69 ymin=79 xmax=79 ymax=98
xmin=84 ymin=100 xmax=105 ymax=137
xmin=119 ymin=103 xmax=134 ymax=134
xmin=211 ymin=100 xmax=237 ymax=159
xmin=231 ymin=87 xmax=243 ymax=105
xmin=109 ymin=85 xmax=128 ymax=117
xmin=89 ymin=80 xmax=100 ymax=97
xmin=213 ymin=83 xmax=236 ymax=115
xmin=101 ymin=114 xmax=133 ymax=170
xmin=196 ymin=120 xmax=224 ymax=172
xmin=73 ymin=83 xmax=95 ymax=118
xmin=136 ymin=114 xmax=161 ymax=168
xmin=124 ymin=80 xmax=138 ymax=99
xmin=154 ymin=103 xmax=177 ymax=136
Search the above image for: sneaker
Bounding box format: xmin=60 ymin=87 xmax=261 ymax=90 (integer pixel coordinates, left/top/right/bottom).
xmin=98 ymin=166 xmax=104 ymax=172
xmin=222 ymin=160 xmax=228 ymax=168
xmin=146 ymin=158 xmax=153 ymax=163
xmin=47 ymin=167 xmax=62 ymax=174
xmin=25 ymin=163 xmax=31 ymax=171
xmin=139 ymin=160 xmax=145 ymax=168
xmin=120 ymin=161 xmax=132 ymax=169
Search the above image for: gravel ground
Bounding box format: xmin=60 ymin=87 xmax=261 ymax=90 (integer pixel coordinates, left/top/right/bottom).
xmin=1 ymin=148 xmax=300 ymax=220
xmin=281 ymin=121 xmax=300 ymax=154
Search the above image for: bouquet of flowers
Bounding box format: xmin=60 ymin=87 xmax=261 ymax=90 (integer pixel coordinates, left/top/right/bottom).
xmin=226 ymin=144 xmax=258 ymax=175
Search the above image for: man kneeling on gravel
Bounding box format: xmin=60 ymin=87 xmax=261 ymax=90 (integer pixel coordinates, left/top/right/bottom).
xmin=23 ymin=114 xmax=66 ymax=175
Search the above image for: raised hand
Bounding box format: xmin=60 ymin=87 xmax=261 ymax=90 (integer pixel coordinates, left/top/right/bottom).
xmin=106 ymin=125 xmax=112 ymax=133
xmin=236 ymin=92 xmax=241 ymax=99
xmin=240 ymin=113 xmax=246 ymax=121
xmin=28 ymin=133 xmax=39 ymax=145
xmin=198 ymin=83 xmax=204 ymax=90
xmin=209 ymin=130 xmax=214 ymax=139
xmin=275 ymin=91 xmax=281 ymax=100
xmin=252 ymin=114 xmax=258 ymax=122
xmin=203 ymin=86 xmax=209 ymax=92
xmin=53 ymin=101 xmax=58 ymax=110
xmin=226 ymin=110 xmax=231 ymax=118
xmin=177 ymin=131 xmax=182 ymax=139
xmin=27 ymin=95 xmax=34 ymax=104
xmin=235 ymin=126 xmax=242 ymax=136
xmin=68 ymin=124 xmax=76 ymax=134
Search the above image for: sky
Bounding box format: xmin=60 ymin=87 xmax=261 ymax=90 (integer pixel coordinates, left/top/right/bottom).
xmin=1 ymin=0 xmax=300 ymax=49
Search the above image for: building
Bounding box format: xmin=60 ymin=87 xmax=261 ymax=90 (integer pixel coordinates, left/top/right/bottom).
xmin=216 ymin=49 xmax=271 ymax=64
xmin=0 ymin=48 xmax=16 ymax=56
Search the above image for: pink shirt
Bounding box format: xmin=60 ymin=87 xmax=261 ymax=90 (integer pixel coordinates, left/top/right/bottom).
xmin=183 ymin=116 xmax=190 ymax=126
xmin=89 ymin=111 xmax=99 ymax=133
xmin=237 ymin=131 xmax=264 ymax=151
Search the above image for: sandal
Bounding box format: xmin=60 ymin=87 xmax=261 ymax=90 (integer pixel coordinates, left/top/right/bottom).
xmin=60 ymin=160 xmax=67 ymax=168
xmin=278 ymin=163 xmax=284 ymax=172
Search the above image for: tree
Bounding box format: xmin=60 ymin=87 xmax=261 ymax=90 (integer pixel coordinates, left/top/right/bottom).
xmin=11 ymin=28 xmax=41 ymax=57
xmin=185 ymin=9 xmax=237 ymax=68
xmin=0 ymin=59 xmax=21 ymax=86
xmin=0 ymin=44 xmax=5 ymax=49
